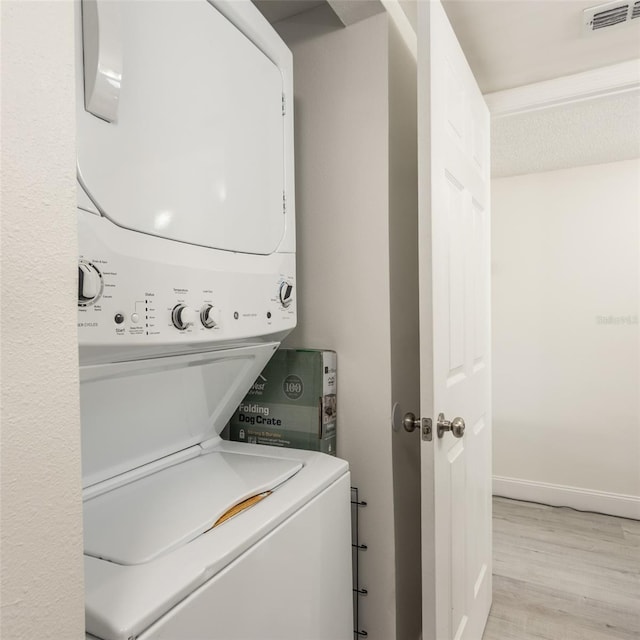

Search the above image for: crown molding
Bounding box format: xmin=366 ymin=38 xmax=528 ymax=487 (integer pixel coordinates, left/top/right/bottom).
xmin=485 ymin=59 xmax=640 ymax=118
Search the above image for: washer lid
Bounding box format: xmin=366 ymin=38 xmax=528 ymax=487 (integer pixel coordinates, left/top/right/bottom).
xmin=77 ymin=0 xmax=285 ymax=255
xmin=84 ymin=444 xmax=349 ymax=640
xmin=84 ymin=450 xmax=302 ymax=566
xmin=80 ymin=343 xmax=280 ymax=489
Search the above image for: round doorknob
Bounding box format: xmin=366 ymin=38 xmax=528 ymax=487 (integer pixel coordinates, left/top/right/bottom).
xmin=403 ymin=412 xmax=420 ymax=433
xmin=437 ymin=413 xmax=465 ymax=439
xmin=451 ymin=417 xmax=466 ymax=438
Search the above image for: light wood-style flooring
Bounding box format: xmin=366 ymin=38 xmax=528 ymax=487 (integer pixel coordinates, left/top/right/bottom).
xmin=482 ymin=497 xmax=640 ymax=640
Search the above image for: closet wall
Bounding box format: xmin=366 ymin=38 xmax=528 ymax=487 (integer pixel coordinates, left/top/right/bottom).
xmin=276 ymin=5 xmax=422 ymax=638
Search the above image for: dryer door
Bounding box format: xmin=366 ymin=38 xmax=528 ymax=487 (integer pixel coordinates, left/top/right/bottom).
xmin=77 ymin=0 xmax=285 ymax=255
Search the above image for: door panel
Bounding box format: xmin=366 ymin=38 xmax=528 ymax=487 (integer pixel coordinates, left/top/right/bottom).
xmin=449 ymin=440 xmax=467 ymax=640
xmin=473 ymin=201 xmax=488 ymax=367
xmin=446 ymin=173 xmax=466 ymax=378
xmin=418 ymin=2 xmax=492 ymax=639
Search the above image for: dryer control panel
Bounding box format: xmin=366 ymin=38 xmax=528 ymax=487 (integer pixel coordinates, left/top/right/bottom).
xmin=77 ymin=212 xmax=295 ymax=364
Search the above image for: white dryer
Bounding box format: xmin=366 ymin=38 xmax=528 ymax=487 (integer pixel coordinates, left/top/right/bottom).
xmin=76 ymin=2 xmax=353 ymax=638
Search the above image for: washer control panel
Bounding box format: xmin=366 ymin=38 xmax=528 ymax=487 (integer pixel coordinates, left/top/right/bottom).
xmin=77 ymin=214 xmax=296 ymax=360
xmin=77 ymin=260 xmax=295 ymax=339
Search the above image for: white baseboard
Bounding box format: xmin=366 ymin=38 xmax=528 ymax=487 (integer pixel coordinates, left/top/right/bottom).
xmin=493 ymin=476 xmax=640 ymax=520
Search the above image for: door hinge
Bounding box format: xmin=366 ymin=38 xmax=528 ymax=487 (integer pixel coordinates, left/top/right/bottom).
xmin=282 ymin=93 xmax=286 ymax=116
xmin=283 ymin=191 xmax=287 ymax=214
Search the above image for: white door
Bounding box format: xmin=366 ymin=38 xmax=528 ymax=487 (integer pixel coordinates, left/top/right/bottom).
xmin=417 ymin=2 xmax=492 ymax=640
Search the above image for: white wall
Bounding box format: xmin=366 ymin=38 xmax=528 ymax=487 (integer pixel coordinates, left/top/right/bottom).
xmin=277 ymin=9 xmax=396 ymax=638
xmin=276 ymin=6 xmax=422 ymax=638
xmin=492 ymin=159 xmax=640 ymax=518
xmin=0 ymin=2 xmax=85 ymax=638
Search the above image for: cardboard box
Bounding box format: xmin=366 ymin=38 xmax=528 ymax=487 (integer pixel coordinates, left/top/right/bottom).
xmin=226 ymin=349 xmax=337 ymax=455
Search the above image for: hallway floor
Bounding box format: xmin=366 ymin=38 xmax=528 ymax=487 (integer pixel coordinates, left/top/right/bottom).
xmin=482 ymin=497 xmax=640 ymax=640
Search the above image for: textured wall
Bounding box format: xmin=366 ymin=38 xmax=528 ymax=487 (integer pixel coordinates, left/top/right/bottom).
xmin=492 ymin=159 xmax=640 ymax=504
xmin=1 ymin=2 xmax=84 ymax=638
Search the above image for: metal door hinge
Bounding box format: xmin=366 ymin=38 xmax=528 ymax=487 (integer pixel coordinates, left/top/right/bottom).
xmin=282 ymin=93 xmax=286 ymax=116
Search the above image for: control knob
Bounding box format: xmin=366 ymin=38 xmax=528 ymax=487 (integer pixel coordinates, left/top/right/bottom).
xmin=200 ymin=304 xmax=217 ymax=329
xmin=279 ymin=281 xmax=294 ymax=309
xmin=172 ymin=304 xmax=197 ymax=330
xmin=78 ymin=261 xmax=102 ymax=306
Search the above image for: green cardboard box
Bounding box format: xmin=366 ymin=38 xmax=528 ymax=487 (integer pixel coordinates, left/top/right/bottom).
xmin=226 ymin=349 xmax=337 ymax=455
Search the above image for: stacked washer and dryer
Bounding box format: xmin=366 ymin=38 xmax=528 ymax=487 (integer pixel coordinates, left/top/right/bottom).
xmin=76 ymin=1 xmax=353 ymax=638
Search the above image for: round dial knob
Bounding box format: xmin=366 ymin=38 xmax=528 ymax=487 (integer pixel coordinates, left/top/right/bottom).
xmin=172 ymin=304 xmax=197 ymax=330
xmin=78 ymin=261 xmax=102 ymax=306
xmin=279 ymin=281 xmax=294 ymax=309
xmin=200 ymin=304 xmax=217 ymax=329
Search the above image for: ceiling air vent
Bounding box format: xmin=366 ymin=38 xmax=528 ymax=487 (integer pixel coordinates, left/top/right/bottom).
xmin=583 ymin=1 xmax=639 ymax=33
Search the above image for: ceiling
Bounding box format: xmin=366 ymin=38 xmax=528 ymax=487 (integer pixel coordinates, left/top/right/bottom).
xmin=442 ymin=0 xmax=640 ymax=94
xmin=253 ymin=1 xmax=640 ymax=174
xmin=254 ymin=1 xmax=640 ymax=94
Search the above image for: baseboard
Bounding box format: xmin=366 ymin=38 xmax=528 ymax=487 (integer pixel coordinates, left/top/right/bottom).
xmin=493 ymin=476 xmax=640 ymax=520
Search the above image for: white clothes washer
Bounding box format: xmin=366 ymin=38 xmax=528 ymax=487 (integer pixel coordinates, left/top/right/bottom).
xmin=76 ymin=2 xmax=353 ymax=638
